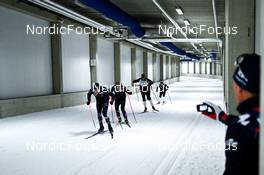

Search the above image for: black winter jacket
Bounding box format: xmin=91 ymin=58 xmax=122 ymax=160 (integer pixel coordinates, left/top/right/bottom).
xmin=219 ymin=97 xmax=260 ymax=175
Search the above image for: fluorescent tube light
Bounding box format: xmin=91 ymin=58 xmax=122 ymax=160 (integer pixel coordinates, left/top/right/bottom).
xmin=183 ymin=19 xmax=190 ymax=25
xmin=175 ymin=8 xmax=184 ymax=15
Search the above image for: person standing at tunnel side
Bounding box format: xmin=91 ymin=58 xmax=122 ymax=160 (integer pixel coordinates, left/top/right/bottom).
xmin=87 ymin=83 xmax=114 ymax=137
xmin=198 ymin=54 xmax=260 ymax=175
xmin=133 ymin=74 xmax=158 ymax=112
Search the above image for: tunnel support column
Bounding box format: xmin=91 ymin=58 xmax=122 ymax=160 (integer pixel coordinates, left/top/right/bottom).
xmin=131 ymin=48 xmax=136 ymax=82
xmin=160 ymin=55 xmax=164 ymax=81
xmin=213 ymin=62 xmax=216 ymax=75
xmin=166 ymin=56 xmax=170 ymax=79
xmin=143 ymin=51 xmax=148 ymax=77
xmin=210 ymin=62 xmax=213 ymax=75
xmin=171 ymin=57 xmax=176 ymax=78
xmin=50 ymin=22 xmax=63 ymax=107
xmin=224 ymin=0 xmax=255 ymax=114
xmin=51 ymin=22 xmax=63 ymax=96
xmin=114 ymin=42 xmax=121 ymax=83
xmin=152 ymin=53 xmax=157 ymax=81
xmin=186 ymin=61 xmax=189 ymax=74
xmin=89 ymin=35 xmax=98 ymax=87
xmin=199 ymin=62 xmax=202 ymax=74
xmin=205 ymin=62 xmax=207 ymax=74
xmin=193 ymin=61 xmax=196 ymax=74
xmin=175 ymin=57 xmax=180 ymax=80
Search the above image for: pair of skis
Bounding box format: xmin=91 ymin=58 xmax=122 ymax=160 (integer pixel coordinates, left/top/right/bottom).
xmin=85 ymin=120 xmax=133 ymax=140
xmin=138 ymin=109 xmax=159 ymax=114
xmin=117 ymin=121 xmax=131 ymax=128
xmin=85 ymin=130 xmax=113 ymax=139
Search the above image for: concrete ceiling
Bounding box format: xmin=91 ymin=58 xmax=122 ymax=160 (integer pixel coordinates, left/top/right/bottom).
xmin=51 ymin=0 xmax=225 ymax=58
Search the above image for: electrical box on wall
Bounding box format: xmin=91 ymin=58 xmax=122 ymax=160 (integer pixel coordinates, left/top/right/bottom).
xmin=90 ymin=59 xmax=97 ymax=66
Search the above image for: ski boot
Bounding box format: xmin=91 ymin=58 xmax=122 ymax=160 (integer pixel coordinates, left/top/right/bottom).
xmin=118 ymin=117 xmax=122 ymax=124
xmin=144 ymin=107 xmax=148 ymax=112
xmin=125 ymin=119 xmax=131 ymax=128
xmin=157 ymin=101 xmax=160 ymax=105
xmin=108 ymin=124 xmax=114 ymax=139
xmin=98 ymin=124 xmax=104 ymax=133
xmin=152 ymin=106 xmax=159 ymax=112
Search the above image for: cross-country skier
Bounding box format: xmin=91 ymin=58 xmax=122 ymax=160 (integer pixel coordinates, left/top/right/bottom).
xmin=156 ymin=81 xmax=169 ymax=104
xmin=110 ymin=82 xmax=132 ymax=127
xmin=132 ymin=74 xmax=158 ymax=112
xmin=197 ymin=54 xmax=260 ymax=175
xmin=87 ymin=83 xmax=114 ymax=137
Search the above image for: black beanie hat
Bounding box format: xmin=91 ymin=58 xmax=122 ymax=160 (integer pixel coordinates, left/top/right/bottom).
xmin=233 ymin=53 xmax=260 ymax=94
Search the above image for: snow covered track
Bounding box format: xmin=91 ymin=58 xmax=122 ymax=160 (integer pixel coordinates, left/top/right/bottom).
xmin=0 ymin=77 xmax=226 ymax=175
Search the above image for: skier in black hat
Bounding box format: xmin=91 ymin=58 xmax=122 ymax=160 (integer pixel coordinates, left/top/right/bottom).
xmin=87 ymin=83 xmax=114 ymax=137
xmin=110 ymin=81 xmax=132 ymax=127
xmin=197 ymin=53 xmax=260 ymax=175
xmin=133 ymin=74 xmax=158 ymax=112
xmin=156 ymin=81 xmax=169 ymax=104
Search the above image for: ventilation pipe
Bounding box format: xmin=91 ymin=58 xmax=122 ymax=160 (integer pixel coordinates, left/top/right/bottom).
xmin=79 ymin=0 xmax=199 ymax=59
xmin=79 ymin=0 xmax=145 ymax=38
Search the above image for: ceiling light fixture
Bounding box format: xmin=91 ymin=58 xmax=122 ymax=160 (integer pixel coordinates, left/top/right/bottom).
xmin=175 ymin=7 xmax=184 ymax=15
xmin=183 ymin=19 xmax=190 ymax=25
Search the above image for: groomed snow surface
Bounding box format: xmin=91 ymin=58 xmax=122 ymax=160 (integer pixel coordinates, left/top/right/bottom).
xmin=0 ymin=77 xmax=226 ymax=175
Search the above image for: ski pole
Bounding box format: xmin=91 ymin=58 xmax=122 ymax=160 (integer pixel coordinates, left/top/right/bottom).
xmin=110 ymin=103 xmax=123 ymax=130
xmin=135 ymin=87 xmax=139 ymax=102
xmin=151 ymin=86 xmax=159 ymax=101
xmin=88 ymin=104 xmax=96 ymax=129
xmin=110 ymin=103 xmax=114 ymax=123
xmin=127 ymin=94 xmax=137 ymax=123
xmin=167 ymin=91 xmax=172 ymax=104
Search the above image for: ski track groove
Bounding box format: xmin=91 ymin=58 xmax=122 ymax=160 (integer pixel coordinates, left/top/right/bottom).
xmin=167 ymin=115 xmax=203 ymax=175
xmin=60 ymin=143 xmax=117 ymax=175
xmin=151 ymin=114 xmax=202 ymax=175
xmin=127 ymin=86 xmax=204 ymax=174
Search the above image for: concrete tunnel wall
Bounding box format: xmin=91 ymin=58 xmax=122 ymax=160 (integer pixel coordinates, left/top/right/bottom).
xmin=0 ymin=5 xmax=181 ymax=118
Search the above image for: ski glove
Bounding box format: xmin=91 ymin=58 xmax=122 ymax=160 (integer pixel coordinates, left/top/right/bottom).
xmin=110 ymin=101 xmax=114 ymax=105
xmin=126 ymin=91 xmax=133 ymax=95
xmin=201 ymin=101 xmax=226 ymax=120
xmin=87 ymin=100 xmax=91 ymax=106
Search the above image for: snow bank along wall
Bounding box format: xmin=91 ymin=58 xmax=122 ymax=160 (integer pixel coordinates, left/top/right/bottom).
xmin=0 ymin=5 xmax=180 ymax=118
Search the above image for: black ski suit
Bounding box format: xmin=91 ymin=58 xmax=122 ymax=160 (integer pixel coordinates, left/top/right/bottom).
xmin=218 ymin=97 xmax=260 ymax=175
xmin=87 ymin=86 xmax=112 ymax=130
xmin=133 ymin=78 xmax=154 ymax=101
xmin=111 ymin=85 xmax=132 ymax=122
xmin=156 ymin=82 xmax=169 ymax=98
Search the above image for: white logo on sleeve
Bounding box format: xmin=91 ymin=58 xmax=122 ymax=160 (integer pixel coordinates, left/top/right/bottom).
xmin=238 ymin=114 xmax=250 ymax=126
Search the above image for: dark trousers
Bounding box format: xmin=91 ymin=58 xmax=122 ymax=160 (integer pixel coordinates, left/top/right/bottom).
xmin=96 ymin=102 xmax=110 ymax=126
xmin=141 ymin=91 xmax=151 ymax=101
xmin=115 ymin=100 xmax=128 ymax=121
xmin=159 ymin=90 xmax=167 ymax=98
